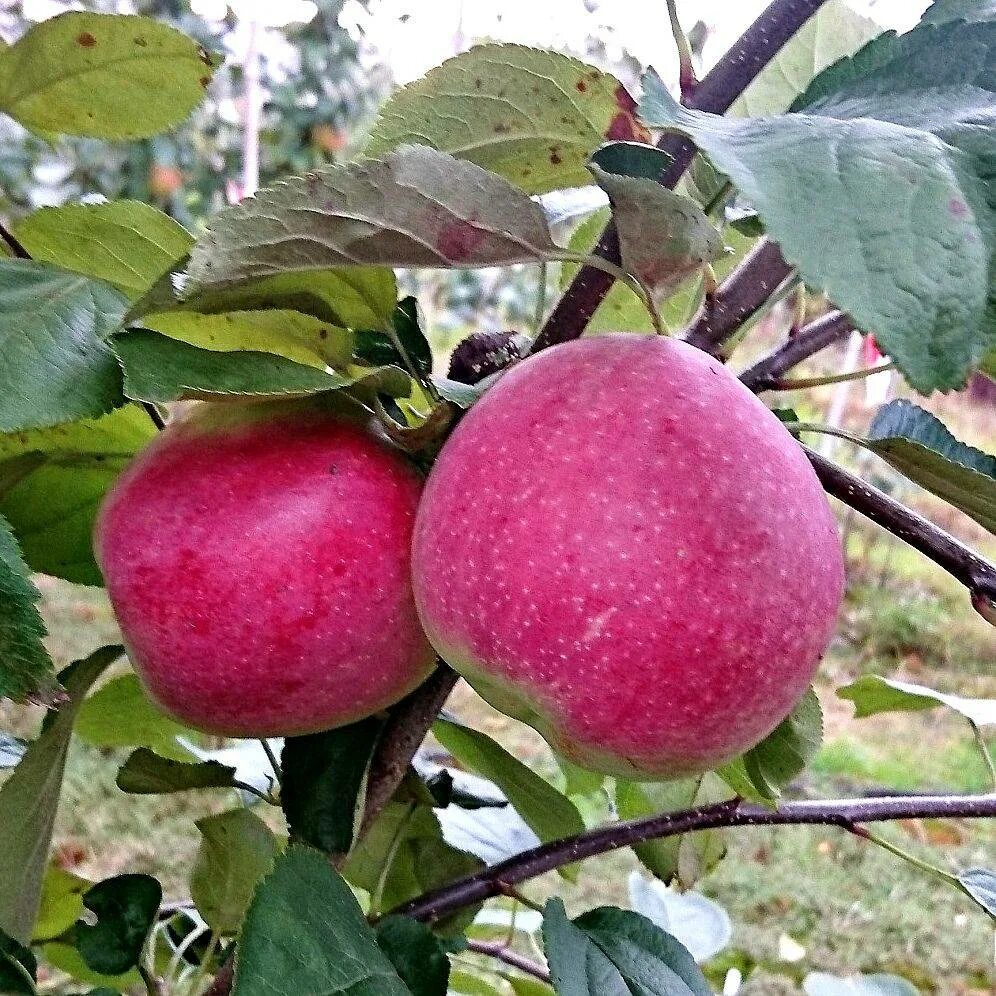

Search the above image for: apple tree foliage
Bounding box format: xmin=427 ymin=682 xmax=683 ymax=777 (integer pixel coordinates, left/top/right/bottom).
xmin=0 ymin=3 xmax=994 ymax=994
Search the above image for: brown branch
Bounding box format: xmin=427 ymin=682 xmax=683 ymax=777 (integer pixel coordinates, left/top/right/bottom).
xmin=0 ymin=221 xmax=29 ymax=259
xmin=739 ymin=310 xmax=855 ymax=391
xmin=391 ymin=793 xmax=996 ymax=925
xmin=683 ymin=239 xmax=795 ymax=354
xmin=534 ymin=0 xmax=831 ymax=351
xmin=357 ymin=664 xmax=459 ymax=838
xmin=464 ymin=939 xmax=551 ymax=983
xmin=803 ymin=445 xmax=996 ymax=619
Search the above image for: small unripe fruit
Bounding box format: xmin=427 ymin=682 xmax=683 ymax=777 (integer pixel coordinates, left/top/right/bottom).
xmin=94 ymin=400 xmax=435 ymax=737
xmin=412 ymin=335 xmax=845 ymax=779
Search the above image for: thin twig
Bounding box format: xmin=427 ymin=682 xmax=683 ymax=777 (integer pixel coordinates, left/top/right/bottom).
xmin=740 ymin=310 xmax=855 ymax=390
xmin=534 ymin=0 xmax=831 ymax=351
xmin=803 ymin=445 xmax=996 ymax=618
xmin=769 ymin=361 xmax=893 ymax=391
xmin=465 ymin=939 xmax=552 ymax=984
xmin=391 ymin=793 xmax=996 ymax=924
xmin=0 ymin=221 xmax=30 ymax=259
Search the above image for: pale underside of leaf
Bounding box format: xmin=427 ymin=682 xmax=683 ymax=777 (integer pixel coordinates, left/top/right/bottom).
xmin=186 ymin=146 xmax=557 ymax=294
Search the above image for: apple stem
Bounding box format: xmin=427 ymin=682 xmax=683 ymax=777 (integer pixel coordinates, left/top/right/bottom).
xmin=533 ymin=0 xmax=833 ymax=351
xmin=387 ymin=793 xmax=996 ymax=925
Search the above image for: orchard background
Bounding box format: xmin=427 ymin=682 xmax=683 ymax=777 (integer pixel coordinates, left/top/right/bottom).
xmin=0 ymin=1 xmax=993 ymax=995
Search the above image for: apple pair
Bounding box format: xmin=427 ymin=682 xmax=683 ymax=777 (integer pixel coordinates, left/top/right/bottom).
xmin=95 ymin=335 xmax=844 ymax=779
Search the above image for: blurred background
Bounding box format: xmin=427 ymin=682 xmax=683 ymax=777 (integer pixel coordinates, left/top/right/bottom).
xmin=0 ymin=1 xmax=992 ymax=993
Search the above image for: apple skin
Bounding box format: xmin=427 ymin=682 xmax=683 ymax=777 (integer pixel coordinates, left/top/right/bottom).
xmin=94 ymin=399 xmax=436 ymax=738
xmin=412 ymin=335 xmax=845 ymax=779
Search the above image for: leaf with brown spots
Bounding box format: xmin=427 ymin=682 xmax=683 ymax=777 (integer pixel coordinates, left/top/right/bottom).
xmin=365 ymin=44 xmax=649 ymax=194
xmin=185 ymin=146 xmax=557 ymax=294
xmin=0 ymin=12 xmax=221 ymax=139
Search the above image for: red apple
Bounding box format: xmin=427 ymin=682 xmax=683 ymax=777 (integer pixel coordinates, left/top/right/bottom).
xmin=412 ymin=335 xmax=844 ymax=778
xmin=94 ymin=399 xmax=436 ymax=737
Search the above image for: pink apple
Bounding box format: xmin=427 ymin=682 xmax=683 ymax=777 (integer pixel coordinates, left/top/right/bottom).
xmin=94 ymin=399 xmax=436 ymax=737
xmin=412 ymin=335 xmax=844 ymax=779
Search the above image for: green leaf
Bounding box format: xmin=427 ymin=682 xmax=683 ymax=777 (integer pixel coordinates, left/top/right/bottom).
xmin=168 ymin=267 xmax=399 ymax=332
xmin=233 ymin=845 xmax=410 ymax=995
xmin=0 ymin=261 xmax=127 ymax=431
xmin=639 ymin=17 xmax=996 ymax=393
xmin=32 ymin=865 xmax=89 ymax=943
xmin=556 ymin=756 xmax=604 ymax=799
xmin=0 ymin=405 xmax=157 ymax=585
xmin=0 ymin=12 xmax=219 ymax=139
xmin=365 ymin=44 xmax=649 ymax=195
xmin=433 ymin=718 xmax=585 ymax=852
xmin=730 ymin=0 xmax=882 ymax=116
xmin=112 ymin=329 xmax=410 ymax=404
xmin=0 ymin=646 xmax=121 ymax=943
xmin=958 ymin=867 xmax=996 ymax=919
xmin=0 ymin=514 xmax=55 ymax=703
xmin=449 ymin=971 xmax=505 ymax=996
xmin=190 ymin=809 xmax=279 ymax=935
xmin=803 ymin=972 xmax=919 ymax=995
xmin=719 ymin=688 xmax=823 ymax=802
xmin=588 ymin=144 xmax=724 ymax=301
xmin=504 ymin=977 xmax=555 ymax=996
xmin=542 ymin=899 xmax=711 ymax=995
xmin=141 ymin=309 xmax=355 ymax=370
xmin=924 ymin=0 xmax=996 ymax=24
xmin=375 ymin=915 xmax=451 ymax=996
xmin=0 ymin=926 xmax=36 ymax=995
xmin=281 ymin=718 xmax=385 ymax=855
xmin=186 ymin=147 xmax=557 ymax=295
xmin=838 ymin=674 xmax=995 ymax=727
xmin=342 ymin=794 xmax=483 ymax=933
xmin=12 ymin=202 xmax=192 ymax=300
xmin=75 ymin=874 xmax=161 ymax=977
xmin=614 ymin=775 xmax=728 ymax=888
xmin=115 ymin=747 xmax=238 ymax=795
xmin=392 ymin=296 xmax=433 ymax=377
xmin=863 ymin=399 xmax=996 ymax=534
xmin=75 ymin=673 xmax=196 ymax=761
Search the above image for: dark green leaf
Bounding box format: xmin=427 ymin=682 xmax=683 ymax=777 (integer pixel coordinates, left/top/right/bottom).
xmin=190 ymin=809 xmax=279 ymax=934
xmin=0 ymin=926 xmax=36 ymax=994
xmin=0 ymin=646 xmax=121 ymax=943
xmin=864 ymin=399 xmax=996 ymax=534
xmin=39 ymin=941 xmax=139 ymax=991
xmin=12 ymin=202 xmax=192 ymax=300
xmin=0 ymin=405 xmax=157 ymax=585
xmin=76 ymin=673 xmax=196 ymax=761
xmin=719 ymin=688 xmax=822 ymax=802
xmin=185 ymin=147 xmax=557 ymax=295
xmin=75 ymin=874 xmax=162 ymax=976
xmin=375 ymin=915 xmax=451 ymax=996
xmin=958 ymin=867 xmax=996 ymax=918
xmin=431 ymin=376 xmax=490 ymax=409
xmin=113 ymin=329 xmax=410 ymax=404
xmin=115 ymin=748 xmax=238 ymax=794
xmin=924 ymin=0 xmax=996 ymax=24
xmin=281 ymin=717 xmax=385 ymax=855
xmin=433 ymin=719 xmax=585 ymax=855
xmin=0 ymin=261 xmax=127 ymax=431
xmin=542 ymin=899 xmax=711 ymax=995
xmin=233 ymin=845 xmax=410 ymax=995
xmin=393 ymin=297 xmax=433 ymax=377
xmin=639 ymin=15 xmax=996 ymax=393
xmin=0 ymin=514 xmax=55 ymax=703
xmin=0 ymin=12 xmax=220 ymax=139
xmin=838 ymin=674 xmax=995 ymax=726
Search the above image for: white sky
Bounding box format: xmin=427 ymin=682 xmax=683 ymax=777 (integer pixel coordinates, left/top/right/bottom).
xmin=338 ymin=0 xmax=932 ymax=85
